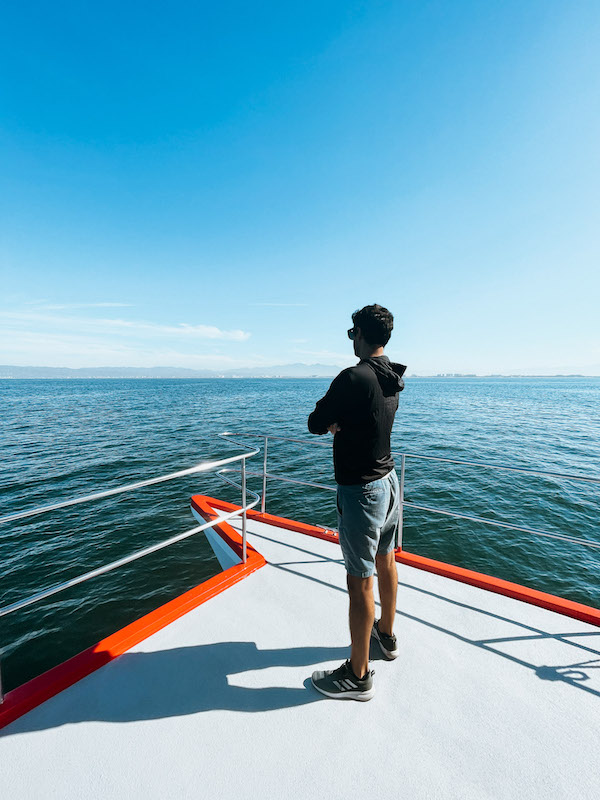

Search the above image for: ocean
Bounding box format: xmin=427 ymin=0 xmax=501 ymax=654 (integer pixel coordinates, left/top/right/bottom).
xmin=1 ymin=377 xmax=598 ymax=693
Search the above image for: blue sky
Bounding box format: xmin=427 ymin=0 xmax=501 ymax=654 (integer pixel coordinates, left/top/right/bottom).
xmin=1 ymin=1 xmax=599 ymax=374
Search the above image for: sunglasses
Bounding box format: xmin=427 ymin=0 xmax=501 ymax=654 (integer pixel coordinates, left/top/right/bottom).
xmin=347 ymin=328 xmax=356 ymax=340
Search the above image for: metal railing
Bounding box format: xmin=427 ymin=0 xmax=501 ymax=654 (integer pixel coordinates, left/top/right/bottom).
xmin=224 ymin=432 xmax=600 ymax=552
xmin=0 ymin=433 xmax=261 ymax=702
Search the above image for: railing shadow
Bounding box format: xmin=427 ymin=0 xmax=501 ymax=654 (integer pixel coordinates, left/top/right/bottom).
xmin=244 ymin=527 xmax=600 ymax=698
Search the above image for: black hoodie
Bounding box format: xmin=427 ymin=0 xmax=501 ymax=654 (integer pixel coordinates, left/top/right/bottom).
xmin=308 ymin=355 xmax=406 ymax=485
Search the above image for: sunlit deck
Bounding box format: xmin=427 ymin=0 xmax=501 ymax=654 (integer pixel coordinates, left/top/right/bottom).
xmin=2 ymin=504 xmax=599 ymax=800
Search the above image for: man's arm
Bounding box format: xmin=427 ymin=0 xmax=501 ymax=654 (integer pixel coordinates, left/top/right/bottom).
xmin=307 ymin=371 xmax=350 ymax=435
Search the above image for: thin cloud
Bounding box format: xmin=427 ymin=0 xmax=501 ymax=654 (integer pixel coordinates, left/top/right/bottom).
xmin=0 ymin=328 xmax=257 ymax=369
xmin=0 ymin=311 xmax=251 ymax=341
xmin=293 ymin=347 xmax=353 ymax=364
xmin=38 ymin=302 xmax=134 ymax=310
xmin=99 ymin=318 xmax=251 ymax=341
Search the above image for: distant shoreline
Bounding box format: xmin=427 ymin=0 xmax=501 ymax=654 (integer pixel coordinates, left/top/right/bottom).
xmin=1 ymin=374 xmax=597 ymax=380
xmin=1 ymin=365 xmax=598 ymax=380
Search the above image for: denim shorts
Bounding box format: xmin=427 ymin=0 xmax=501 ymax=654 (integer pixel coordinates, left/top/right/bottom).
xmin=336 ymin=470 xmax=400 ymax=578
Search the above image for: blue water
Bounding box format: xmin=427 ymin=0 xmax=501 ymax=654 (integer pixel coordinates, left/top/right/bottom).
xmin=1 ymin=377 xmax=599 ymax=693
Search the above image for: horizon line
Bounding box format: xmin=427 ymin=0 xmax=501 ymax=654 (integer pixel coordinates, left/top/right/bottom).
xmin=1 ymin=364 xmax=598 ymax=379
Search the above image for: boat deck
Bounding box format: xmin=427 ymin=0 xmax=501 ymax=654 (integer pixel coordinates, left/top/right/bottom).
xmin=2 ymin=506 xmax=599 ymax=799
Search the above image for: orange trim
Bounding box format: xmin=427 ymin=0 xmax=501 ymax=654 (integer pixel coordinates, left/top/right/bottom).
xmin=0 ymin=496 xmax=265 ymax=731
xmin=195 ymin=494 xmax=600 ymax=629
xmin=191 ymin=495 xmax=340 ymax=546
xmin=394 ymin=550 xmax=600 ymax=627
xmin=190 ymin=495 xmax=266 ymax=558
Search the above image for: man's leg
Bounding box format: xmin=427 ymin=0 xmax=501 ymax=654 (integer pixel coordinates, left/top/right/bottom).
xmin=347 ymin=574 xmax=374 ymax=679
xmin=375 ymin=550 xmax=398 ymax=635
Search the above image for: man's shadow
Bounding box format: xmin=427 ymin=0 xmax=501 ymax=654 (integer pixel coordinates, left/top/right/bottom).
xmin=4 ymin=641 xmax=386 ymax=736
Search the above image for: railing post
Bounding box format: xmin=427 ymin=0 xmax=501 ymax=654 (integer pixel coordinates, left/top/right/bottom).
xmin=396 ymin=454 xmax=405 ymax=550
xmin=261 ymin=436 xmax=268 ymax=514
xmin=241 ymin=458 xmax=247 ymax=563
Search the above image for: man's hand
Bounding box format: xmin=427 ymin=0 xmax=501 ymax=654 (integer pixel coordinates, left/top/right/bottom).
xmin=327 ymin=423 xmax=341 ymax=434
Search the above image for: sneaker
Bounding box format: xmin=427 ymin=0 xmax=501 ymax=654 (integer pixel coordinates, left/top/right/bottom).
xmin=311 ymin=660 xmax=375 ymax=701
xmin=371 ymin=619 xmax=399 ymax=660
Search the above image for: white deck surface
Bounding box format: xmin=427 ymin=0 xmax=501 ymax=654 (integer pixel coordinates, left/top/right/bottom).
xmin=2 ymin=511 xmax=599 ymax=800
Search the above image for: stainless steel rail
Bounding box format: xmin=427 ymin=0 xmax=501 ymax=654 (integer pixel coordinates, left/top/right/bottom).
xmin=0 ymin=500 xmax=261 ymax=621
xmin=0 ymin=438 xmax=261 ymax=701
xmin=398 ymin=451 xmax=600 ymax=485
xmin=227 ymin=432 xmax=600 ymax=551
xmin=0 ymin=433 xmax=312 ymax=697
xmin=0 ymin=448 xmax=260 ymax=527
xmin=0 ymin=445 xmax=260 ymax=618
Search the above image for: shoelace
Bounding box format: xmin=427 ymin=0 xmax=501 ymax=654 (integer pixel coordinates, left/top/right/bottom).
xmin=338 ymin=661 xmax=375 ymax=683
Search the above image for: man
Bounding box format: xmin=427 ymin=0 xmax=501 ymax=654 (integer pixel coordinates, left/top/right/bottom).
xmin=307 ymin=304 xmax=406 ymax=701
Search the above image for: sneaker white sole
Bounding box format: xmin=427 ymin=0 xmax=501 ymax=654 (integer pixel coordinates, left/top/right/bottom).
xmin=371 ymin=627 xmax=399 ymax=660
xmin=311 ymin=677 xmax=375 ymax=701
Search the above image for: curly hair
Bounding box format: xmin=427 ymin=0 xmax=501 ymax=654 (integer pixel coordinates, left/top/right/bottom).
xmin=352 ymin=304 xmax=394 ymax=347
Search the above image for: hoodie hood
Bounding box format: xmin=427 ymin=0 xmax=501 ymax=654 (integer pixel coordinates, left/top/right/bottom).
xmin=361 ymin=356 xmax=406 ymax=395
